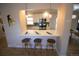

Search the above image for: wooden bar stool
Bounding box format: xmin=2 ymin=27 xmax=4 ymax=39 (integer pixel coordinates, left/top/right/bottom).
xmin=47 ymin=39 xmax=55 ymax=49
xmin=34 ymin=38 xmax=42 ymax=49
xmin=22 ymin=38 xmax=31 ymax=48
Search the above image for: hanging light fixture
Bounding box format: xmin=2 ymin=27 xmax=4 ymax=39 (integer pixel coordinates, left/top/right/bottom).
xmin=42 ymin=11 xmax=49 ymax=18
xmin=42 ymin=3 xmax=52 ymax=19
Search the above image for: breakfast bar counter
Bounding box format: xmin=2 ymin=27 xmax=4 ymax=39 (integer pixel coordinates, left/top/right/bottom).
xmin=20 ymin=30 xmax=60 ymax=49
xmin=21 ymin=30 xmax=59 ymax=36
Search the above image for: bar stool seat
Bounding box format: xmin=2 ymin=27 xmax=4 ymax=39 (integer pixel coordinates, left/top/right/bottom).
xmin=34 ymin=38 xmax=42 ymax=49
xmin=47 ymin=39 xmax=55 ymax=49
xmin=22 ymin=38 xmax=31 ymax=48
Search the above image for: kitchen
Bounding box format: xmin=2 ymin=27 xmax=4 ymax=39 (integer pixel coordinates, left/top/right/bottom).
xmin=0 ymin=3 xmax=73 ymax=56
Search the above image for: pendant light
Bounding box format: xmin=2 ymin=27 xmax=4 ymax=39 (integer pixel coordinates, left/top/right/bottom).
xmin=42 ymin=3 xmax=52 ymax=19
xmin=42 ymin=11 xmax=50 ymax=19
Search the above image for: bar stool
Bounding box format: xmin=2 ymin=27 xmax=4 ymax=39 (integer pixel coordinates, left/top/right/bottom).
xmin=34 ymin=38 xmax=42 ymax=49
xmin=22 ymin=38 xmax=31 ymax=48
xmin=47 ymin=39 xmax=55 ymax=49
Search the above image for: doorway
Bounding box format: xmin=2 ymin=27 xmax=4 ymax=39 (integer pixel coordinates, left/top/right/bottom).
xmin=68 ymin=4 xmax=79 ymax=56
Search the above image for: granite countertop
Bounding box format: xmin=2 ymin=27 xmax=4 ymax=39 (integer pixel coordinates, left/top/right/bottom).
xmin=21 ymin=30 xmax=60 ymax=37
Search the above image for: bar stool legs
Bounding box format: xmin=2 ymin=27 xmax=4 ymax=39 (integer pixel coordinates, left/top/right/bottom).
xmin=34 ymin=38 xmax=42 ymax=55
xmin=22 ymin=38 xmax=31 ymax=55
xmin=34 ymin=38 xmax=42 ymax=49
xmin=47 ymin=39 xmax=56 ymax=49
xmin=46 ymin=39 xmax=56 ymax=55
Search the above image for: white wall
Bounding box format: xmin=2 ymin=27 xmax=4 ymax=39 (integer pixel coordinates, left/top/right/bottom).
xmin=0 ymin=4 xmax=26 ymax=47
xmin=56 ymin=4 xmax=73 ymax=55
